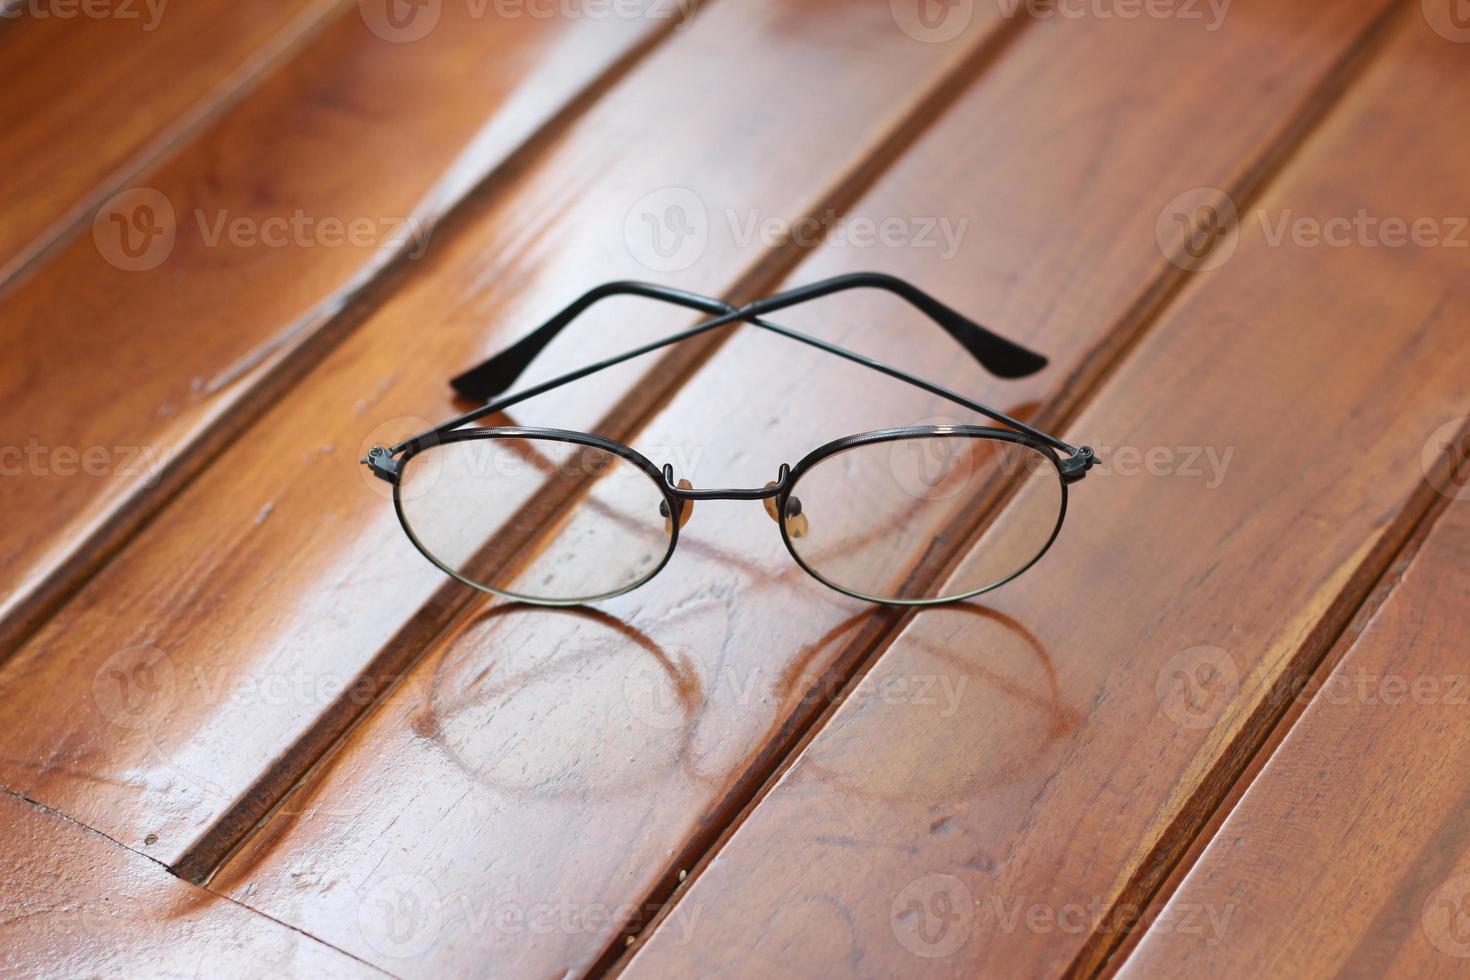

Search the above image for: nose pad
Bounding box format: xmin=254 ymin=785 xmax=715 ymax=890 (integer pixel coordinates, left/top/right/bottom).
xmin=660 ymin=479 xmax=694 ymax=534
xmin=762 ymin=483 xmax=809 ymax=539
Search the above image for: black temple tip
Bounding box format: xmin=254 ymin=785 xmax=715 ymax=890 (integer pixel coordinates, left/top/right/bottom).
xmin=938 ymin=308 xmax=1048 ymax=379
xmin=981 ymin=339 xmax=1048 ymax=379
xmin=450 ymin=358 xmax=518 ymax=402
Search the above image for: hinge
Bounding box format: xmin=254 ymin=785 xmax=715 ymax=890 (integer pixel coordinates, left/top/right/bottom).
xmin=361 ymin=445 xmax=402 ymax=484
xmin=1059 ymin=446 xmax=1098 ymax=484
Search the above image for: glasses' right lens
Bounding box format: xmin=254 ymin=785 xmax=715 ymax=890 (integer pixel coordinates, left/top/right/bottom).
xmin=396 ymin=435 xmax=674 ymax=603
xmin=784 ymin=434 xmax=1063 ymax=603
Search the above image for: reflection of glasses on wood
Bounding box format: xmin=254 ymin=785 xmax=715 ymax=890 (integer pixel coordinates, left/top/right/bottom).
xmin=363 ymin=273 xmax=1098 ymax=605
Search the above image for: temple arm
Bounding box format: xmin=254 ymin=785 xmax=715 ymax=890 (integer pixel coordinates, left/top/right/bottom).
xmin=740 ymin=272 xmax=1046 ymax=379
xmin=451 ymin=282 xmax=734 ymax=401
xmin=402 ymin=302 xmax=1085 ymax=470
xmin=450 ymin=273 xmax=1047 ymax=402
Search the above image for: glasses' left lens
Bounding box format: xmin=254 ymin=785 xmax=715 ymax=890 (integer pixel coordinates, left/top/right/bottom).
xmin=396 ymin=435 xmax=674 ymax=603
xmin=783 ymin=433 xmax=1064 ymax=603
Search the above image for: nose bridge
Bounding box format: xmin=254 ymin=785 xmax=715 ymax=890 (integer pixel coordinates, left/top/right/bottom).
xmin=661 ymin=463 xmax=790 ymax=500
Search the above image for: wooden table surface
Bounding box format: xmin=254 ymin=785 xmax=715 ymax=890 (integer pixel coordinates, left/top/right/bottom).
xmin=3 ymin=1 xmax=1468 ymax=976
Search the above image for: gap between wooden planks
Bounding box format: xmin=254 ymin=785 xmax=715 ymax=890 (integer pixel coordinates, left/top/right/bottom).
xmin=621 ymin=7 xmax=1470 ymax=978
xmin=0 ymin=0 xmax=1023 ymax=887
xmin=0 ymin=788 xmax=383 ymax=976
xmin=0 ymin=0 xmax=685 ymax=662
xmin=0 ymin=0 xmax=347 ymax=289
xmin=1102 ymin=416 xmax=1470 ymax=976
xmin=1117 ymin=440 xmax=1470 ymax=977
xmin=194 ymin=1 xmax=1403 ymax=975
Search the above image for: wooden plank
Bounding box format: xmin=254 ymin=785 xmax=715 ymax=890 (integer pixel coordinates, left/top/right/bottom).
xmin=0 ymin=790 xmax=378 ymax=977
xmin=0 ymin=0 xmax=1009 ymax=884
xmin=620 ymin=10 xmax=1470 ymax=978
xmin=0 ymin=0 xmax=343 ymax=285
xmin=201 ymin=1 xmax=1399 ymax=975
xmin=0 ymin=0 xmax=677 ymax=657
xmin=1116 ymin=490 xmax=1470 ymax=978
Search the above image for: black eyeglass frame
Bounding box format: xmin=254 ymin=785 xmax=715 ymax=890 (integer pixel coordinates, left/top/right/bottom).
xmin=365 ymin=272 xmax=1097 ymax=606
xmin=387 ymin=424 xmax=1070 ymax=607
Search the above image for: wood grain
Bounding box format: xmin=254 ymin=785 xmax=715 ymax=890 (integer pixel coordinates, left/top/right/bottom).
xmin=1116 ymin=491 xmax=1470 ymax=978
xmin=201 ymin=1 xmax=1400 ymax=975
xmin=0 ymin=790 xmax=377 ymax=977
xmin=0 ymin=0 xmax=675 ymax=658
xmin=621 ymin=10 xmax=1470 ymax=978
xmin=0 ymin=0 xmax=343 ymax=285
xmin=0 ymin=0 xmax=1006 ymax=885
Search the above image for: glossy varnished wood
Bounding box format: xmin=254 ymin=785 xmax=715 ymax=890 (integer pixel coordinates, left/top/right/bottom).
xmin=0 ymin=0 xmax=672 ymax=657
xmin=0 ymin=0 xmax=1005 ymax=887
xmin=0 ymin=791 xmax=376 ymax=977
xmin=1117 ymin=494 xmax=1470 ymax=977
xmin=202 ymin=1 xmax=1398 ymax=974
xmin=0 ymin=0 xmax=342 ymax=283
xmin=623 ymin=10 xmax=1470 ymax=978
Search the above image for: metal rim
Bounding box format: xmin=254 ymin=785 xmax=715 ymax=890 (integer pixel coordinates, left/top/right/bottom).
xmin=392 ymin=427 xmax=682 ymax=606
xmin=777 ymin=426 xmax=1069 ymax=606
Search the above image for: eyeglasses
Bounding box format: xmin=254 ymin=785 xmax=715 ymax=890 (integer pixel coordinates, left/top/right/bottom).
xmin=363 ymin=273 xmax=1096 ymax=606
